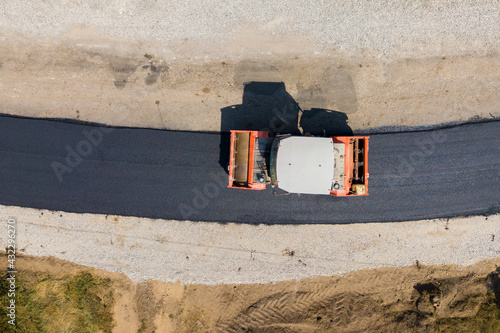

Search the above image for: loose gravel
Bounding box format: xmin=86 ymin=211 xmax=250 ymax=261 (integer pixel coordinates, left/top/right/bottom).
xmin=1 ymin=1 xmax=498 ymax=59
xmin=2 ymin=205 xmax=498 ymax=285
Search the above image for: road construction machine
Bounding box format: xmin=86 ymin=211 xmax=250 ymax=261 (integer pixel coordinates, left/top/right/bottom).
xmin=228 ymin=131 xmax=369 ymax=196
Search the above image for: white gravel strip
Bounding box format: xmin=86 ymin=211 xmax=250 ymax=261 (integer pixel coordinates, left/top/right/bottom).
xmin=1 ymin=1 xmax=498 ymax=58
xmin=1 ymin=205 xmax=498 ymax=285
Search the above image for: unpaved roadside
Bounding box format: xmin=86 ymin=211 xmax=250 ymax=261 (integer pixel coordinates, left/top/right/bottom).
xmin=0 ymin=1 xmax=499 ymax=132
xmin=0 ymin=30 xmax=497 ymax=132
xmin=5 ymin=254 xmax=500 ymax=332
xmin=1 ymin=205 xmax=498 ymax=285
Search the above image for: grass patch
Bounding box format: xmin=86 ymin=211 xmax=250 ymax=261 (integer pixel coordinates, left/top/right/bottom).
xmin=0 ymin=270 xmax=115 ymax=332
xmin=136 ymin=319 xmax=147 ymax=333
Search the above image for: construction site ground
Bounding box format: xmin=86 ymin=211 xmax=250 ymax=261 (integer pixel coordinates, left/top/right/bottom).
xmin=0 ymin=1 xmax=499 ymax=332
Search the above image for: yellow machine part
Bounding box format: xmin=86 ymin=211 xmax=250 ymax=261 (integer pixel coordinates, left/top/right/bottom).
xmin=233 ymin=132 xmax=250 ymax=184
xmin=352 ymin=184 xmax=366 ymax=195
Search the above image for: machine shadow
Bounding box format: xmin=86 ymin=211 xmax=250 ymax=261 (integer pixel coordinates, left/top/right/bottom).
xmin=219 ymin=81 xmax=352 ymax=173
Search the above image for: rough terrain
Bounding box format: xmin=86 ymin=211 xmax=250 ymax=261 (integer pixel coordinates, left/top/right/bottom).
xmin=0 ymin=1 xmax=498 ymax=132
xmin=2 ymin=253 xmax=499 ymax=332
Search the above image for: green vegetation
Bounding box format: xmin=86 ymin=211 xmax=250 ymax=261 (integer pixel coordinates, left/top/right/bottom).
xmin=1 ymin=270 xmax=115 ymax=332
xmin=136 ymin=319 xmax=147 ymax=333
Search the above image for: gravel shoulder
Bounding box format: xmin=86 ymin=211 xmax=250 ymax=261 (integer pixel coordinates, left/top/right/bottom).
xmin=2 ymin=205 xmax=498 ymax=285
xmin=0 ymin=1 xmax=498 ymax=132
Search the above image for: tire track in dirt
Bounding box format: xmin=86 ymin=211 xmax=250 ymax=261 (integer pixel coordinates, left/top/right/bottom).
xmin=214 ymin=269 xmax=423 ymax=331
xmin=215 ymin=285 xmax=344 ymax=332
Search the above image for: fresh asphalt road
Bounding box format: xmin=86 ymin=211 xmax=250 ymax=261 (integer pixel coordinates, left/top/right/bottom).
xmin=1 ymin=115 xmax=499 ymax=224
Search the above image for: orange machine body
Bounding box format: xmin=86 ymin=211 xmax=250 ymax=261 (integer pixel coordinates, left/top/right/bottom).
xmin=228 ymin=130 xmax=369 ymax=196
xmin=228 ymin=130 xmax=268 ymax=190
xmin=329 ymin=136 xmax=370 ymax=196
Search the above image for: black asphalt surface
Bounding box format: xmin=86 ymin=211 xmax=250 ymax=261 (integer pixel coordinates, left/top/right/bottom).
xmin=1 ymin=115 xmax=499 ymax=224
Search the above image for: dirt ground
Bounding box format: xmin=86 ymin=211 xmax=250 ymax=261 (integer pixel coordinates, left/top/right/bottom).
xmin=8 ymin=254 xmax=500 ymax=333
xmin=0 ymin=29 xmax=498 ymax=132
